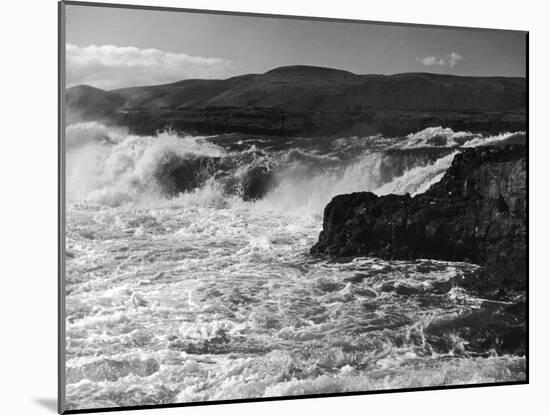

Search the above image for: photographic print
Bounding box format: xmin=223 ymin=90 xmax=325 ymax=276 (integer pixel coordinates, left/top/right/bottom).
xmin=60 ymin=1 xmax=528 ymax=412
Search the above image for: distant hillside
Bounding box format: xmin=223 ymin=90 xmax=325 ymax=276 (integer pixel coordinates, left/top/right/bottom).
xmin=66 ymin=85 xmax=125 ymax=120
xmin=65 ymin=65 xmax=527 ymax=136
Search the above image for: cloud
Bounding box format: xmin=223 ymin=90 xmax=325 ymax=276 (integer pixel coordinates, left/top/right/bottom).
xmin=66 ymin=44 xmax=233 ymax=90
xmin=416 ymin=52 xmax=463 ymax=68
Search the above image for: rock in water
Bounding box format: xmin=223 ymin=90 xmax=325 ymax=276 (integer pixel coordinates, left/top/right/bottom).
xmin=240 ymin=166 xmax=276 ymax=201
xmin=311 ymin=144 xmax=527 ymax=298
xmin=153 ymin=151 xmax=227 ymax=196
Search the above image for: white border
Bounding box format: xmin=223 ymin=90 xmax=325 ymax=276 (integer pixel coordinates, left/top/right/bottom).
xmin=2 ymin=1 xmax=546 ymax=414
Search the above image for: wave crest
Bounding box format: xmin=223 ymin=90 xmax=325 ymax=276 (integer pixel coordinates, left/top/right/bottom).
xmin=66 ymin=123 xmax=226 ymax=205
xmin=66 ymin=122 xmax=524 ymax=211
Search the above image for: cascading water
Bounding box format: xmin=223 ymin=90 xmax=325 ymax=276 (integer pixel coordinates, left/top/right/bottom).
xmin=65 ymin=123 xmax=526 ymax=410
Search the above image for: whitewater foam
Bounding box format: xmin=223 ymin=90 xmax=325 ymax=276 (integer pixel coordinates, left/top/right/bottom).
xmin=66 ymin=124 xmax=226 ymax=205
xmin=375 ymin=151 xmax=458 ymax=196
xmin=390 ymin=126 xmax=524 ymax=150
xmin=64 ymin=124 xmax=526 ymax=409
xmin=66 ymin=123 xmax=523 ymax=212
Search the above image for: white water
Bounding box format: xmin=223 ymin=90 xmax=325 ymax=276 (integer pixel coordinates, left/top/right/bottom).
xmin=67 ymin=122 xmax=225 ymax=205
xmin=389 ymin=126 xmax=522 ymax=150
xmin=65 ymin=124 xmax=525 ymax=410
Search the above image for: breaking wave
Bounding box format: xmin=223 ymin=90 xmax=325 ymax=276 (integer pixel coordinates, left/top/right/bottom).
xmin=66 ymin=123 xmax=227 ymax=205
xmin=66 ymin=123 xmax=523 ymax=211
xmin=389 ymin=126 xmax=524 ymax=150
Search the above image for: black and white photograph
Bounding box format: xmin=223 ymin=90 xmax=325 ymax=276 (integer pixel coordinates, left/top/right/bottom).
xmin=60 ymin=1 xmax=527 ymax=412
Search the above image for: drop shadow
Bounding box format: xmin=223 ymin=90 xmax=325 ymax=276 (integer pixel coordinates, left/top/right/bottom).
xmin=34 ymin=398 xmax=57 ymax=413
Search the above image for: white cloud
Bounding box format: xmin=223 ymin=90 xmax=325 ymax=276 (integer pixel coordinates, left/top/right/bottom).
xmin=66 ymin=44 xmax=233 ymax=90
xmin=416 ymin=52 xmax=464 ymax=68
xmin=446 ymin=52 xmax=464 ymax=67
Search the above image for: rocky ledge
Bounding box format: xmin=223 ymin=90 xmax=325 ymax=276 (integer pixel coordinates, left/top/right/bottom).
xmin=311 ymin=144 xmax=527 ymax=299
xmin=311 ymin=144 xmax=527 ymax=355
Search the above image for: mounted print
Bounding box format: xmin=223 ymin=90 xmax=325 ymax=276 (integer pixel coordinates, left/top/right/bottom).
xmin=59 ymin=1 xmax=528 ymax=413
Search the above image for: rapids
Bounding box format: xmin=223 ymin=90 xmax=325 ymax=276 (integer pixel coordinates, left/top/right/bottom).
xmin=64 ymin=124 xmax=526 ymax=410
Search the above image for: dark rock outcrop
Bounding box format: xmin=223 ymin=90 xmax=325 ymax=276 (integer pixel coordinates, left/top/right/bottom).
xmin=153 ymin=152 xmax=228 ymax=196
xmin=239 ymin=166 xmax=276 ymax=201
xmin=151 ymin=152 xmax=277 ymax=201
xmin=311 ymin=145 xmax=527 ymax=298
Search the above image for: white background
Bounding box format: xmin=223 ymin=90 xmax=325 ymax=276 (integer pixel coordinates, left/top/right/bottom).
xmin=0 ymin=0 xmax=547 ymax=413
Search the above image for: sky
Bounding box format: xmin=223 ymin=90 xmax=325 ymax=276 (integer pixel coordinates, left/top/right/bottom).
xmin=65 ymin=3 xmax=527 ymax=90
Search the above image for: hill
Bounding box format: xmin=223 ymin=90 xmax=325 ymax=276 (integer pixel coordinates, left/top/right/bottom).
xmin=65 ymin=85 xmax=125 ymax=122
xmin=65 ymin=65 xmax=527 ymax=135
